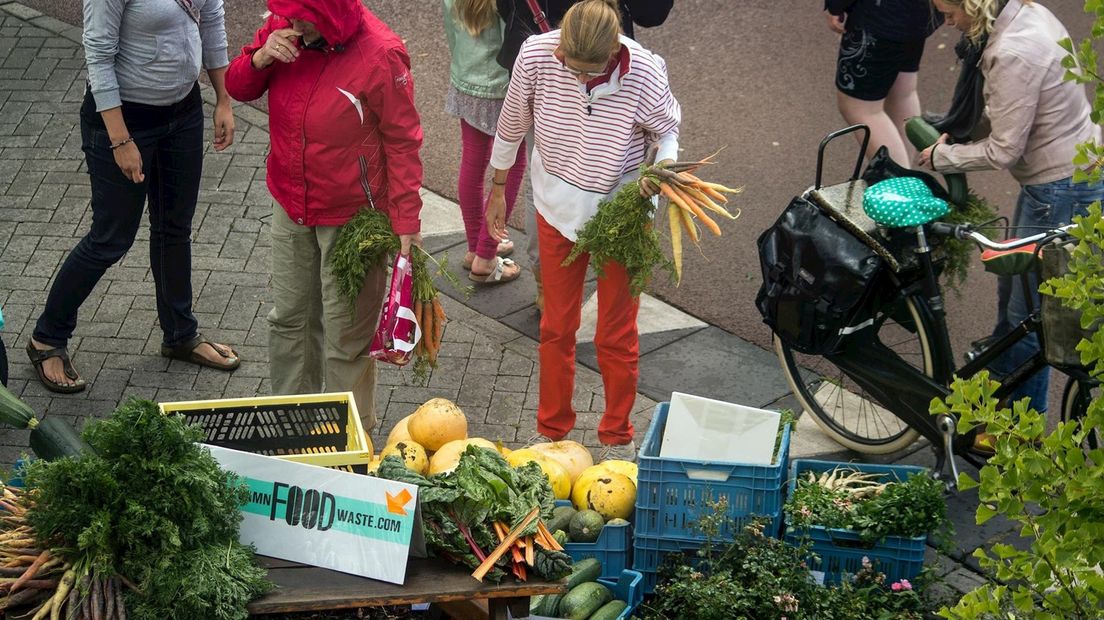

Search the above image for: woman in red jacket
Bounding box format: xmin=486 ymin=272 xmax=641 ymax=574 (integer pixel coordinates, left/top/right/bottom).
xmin=225 ymin=0 xmax=424 ymax=432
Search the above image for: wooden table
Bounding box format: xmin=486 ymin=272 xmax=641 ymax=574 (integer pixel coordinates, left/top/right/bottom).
xmin=248 ymin=556 xmax=567 ymax=619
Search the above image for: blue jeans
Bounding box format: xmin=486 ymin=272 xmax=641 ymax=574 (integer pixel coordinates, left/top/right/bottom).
xmin=990 ymin=177 xmax=1104 ymax=412
xmin=34 ymin=87 xmax=204 ymax=348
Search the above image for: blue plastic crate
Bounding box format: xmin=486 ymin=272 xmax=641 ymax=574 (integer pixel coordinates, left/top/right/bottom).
xmin=784 ymin=459 xmax=930 ymax=585
xmin=635 ymin=402 xmax=790 ymax=542
xmin=524 ymin=569 xmax=643 ymax=620
xmin=631 ymin=533 xmax=706 ymax=595
xmin=555 ymin=500 xmax=632 ymax=580
xmin=598 ymin=569 xmax=644 ymax=620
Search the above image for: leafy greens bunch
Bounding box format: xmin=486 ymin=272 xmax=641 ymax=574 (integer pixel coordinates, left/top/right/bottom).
xmin=26 ymin=399 xmax=272 ymax=620
xmin=785 ymin=470 xmax=951 ymax=543
xmin=377 ymin=445 xmax=570 ymax=583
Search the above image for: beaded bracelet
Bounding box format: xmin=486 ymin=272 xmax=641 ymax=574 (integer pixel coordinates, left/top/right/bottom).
xmin=109 ymin=137 xmax=135 ymax=151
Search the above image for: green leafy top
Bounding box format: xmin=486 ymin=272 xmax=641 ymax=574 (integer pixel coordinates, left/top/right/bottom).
xmin=785 ymin=470 xmax=951 ymax=544
xmin=565 ymin=181 xmax=673 ymax=297
xmin=329 ymin=208 xmax=400 ymax=308
xmin=25 ymin=400 xmax=271 ymax=620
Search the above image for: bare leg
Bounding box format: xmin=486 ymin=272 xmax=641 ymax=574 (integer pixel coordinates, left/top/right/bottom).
xmin=884 ymin=71 xmax=921 ymax=163
xmin=836 ymin=90 xmax=911 ymax=167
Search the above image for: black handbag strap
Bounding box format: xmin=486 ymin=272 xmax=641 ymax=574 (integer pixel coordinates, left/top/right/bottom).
xmin=523 ymin=0 xmax=551 ymax=33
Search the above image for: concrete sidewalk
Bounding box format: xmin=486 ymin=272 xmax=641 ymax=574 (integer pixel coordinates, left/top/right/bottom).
xmin=0 ymin=1 xmax=1012 ymax=608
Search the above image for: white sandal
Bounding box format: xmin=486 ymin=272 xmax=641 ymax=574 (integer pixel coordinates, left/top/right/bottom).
xmin=468 ymin=257 xmax=521 ymax=285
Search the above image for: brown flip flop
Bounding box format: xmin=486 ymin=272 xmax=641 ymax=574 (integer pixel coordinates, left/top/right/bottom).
xmin=26 ymin=341 xmax=87 ymax=394
xmin=468 ymin=256 xmax=521 ymax=285
xmin=160 ymin=334 xmax=241 ymax=371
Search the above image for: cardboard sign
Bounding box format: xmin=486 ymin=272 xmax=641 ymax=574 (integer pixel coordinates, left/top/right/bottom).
xmin=207 ymin=445 xmax=419 ymax=585
xmin=660 ymin=392 xmax=780 ymax=465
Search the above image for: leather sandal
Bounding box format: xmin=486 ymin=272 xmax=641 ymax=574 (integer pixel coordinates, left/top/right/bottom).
xmin=26 ymin=341 xmax=86 ymax=394
xmin=160 ymin=334 xmax=241 ymax=371
xmin=468 ymin=256 xmax=521 ymax=285
xmin=463 ymin=239 xmax=515 ymax=270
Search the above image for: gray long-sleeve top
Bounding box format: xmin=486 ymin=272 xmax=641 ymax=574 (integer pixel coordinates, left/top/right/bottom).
xmin=83 ymin=0 xmax=229 ymax=112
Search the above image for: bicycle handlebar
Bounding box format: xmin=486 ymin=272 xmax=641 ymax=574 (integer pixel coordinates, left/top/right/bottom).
xmin=929 ymin=222 xmax=1075 ymax=251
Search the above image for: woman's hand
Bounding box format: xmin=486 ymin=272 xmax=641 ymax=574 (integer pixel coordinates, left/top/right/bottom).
xmin=640 ymin=158 xmax=674 ymax=198
xmin=113 ymin=141 xmax=144 ymax=183
xmin=826 ymin=12 xmax=846 ymax=34
xmin=485 ymin=190 xmax=509 ymax=242
xmin=916 ymin=133 xmax=949 ymax=170
xmin=212 ymin=101 xmax=235 ymax=152
xmin=399 ymin=232 xmax=423 ymax=257
xmin=252 ymin=28 xmax=302 ymax=70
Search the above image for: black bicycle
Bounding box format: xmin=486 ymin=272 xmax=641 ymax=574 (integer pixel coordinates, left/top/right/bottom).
xmin=767 ymin=126 xmax=1100 ymax=483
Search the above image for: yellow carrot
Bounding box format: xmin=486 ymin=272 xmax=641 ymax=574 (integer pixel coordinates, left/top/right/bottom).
xmin=679 ymin=204 xmax=700 ymax=245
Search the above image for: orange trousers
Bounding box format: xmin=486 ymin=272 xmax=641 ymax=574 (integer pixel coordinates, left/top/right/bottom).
xmin=536 ymin=214 xmax=639 ymax=445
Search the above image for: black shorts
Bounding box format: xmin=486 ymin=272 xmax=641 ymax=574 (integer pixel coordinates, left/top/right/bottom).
xmin=835 ymin=29 xmax=926 ymax=101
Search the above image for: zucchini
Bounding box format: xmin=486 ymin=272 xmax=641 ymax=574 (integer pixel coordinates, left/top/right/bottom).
xmin=557 ymin=582 xmax=612 ymax=620
xmin=566 ymin=557 xmax=603 ymax=590
xmin=29 ymin=416 xmax=90 ymax=460
xmin=904 ymin=117 xmax=969 ymax=207
xmin=904 ymin=116 xmax=941 ymax=149
xmin=532 ymin=592 xmax=563 ymax=616
xmin=0 ymin=384 xmax=35 ymax=429
xmin=589 ymin=599 xmax=629 ymax=620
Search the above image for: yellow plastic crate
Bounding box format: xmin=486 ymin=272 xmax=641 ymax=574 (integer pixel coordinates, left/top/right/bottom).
xmin=159 ymin=392 xmax=373 ymax=473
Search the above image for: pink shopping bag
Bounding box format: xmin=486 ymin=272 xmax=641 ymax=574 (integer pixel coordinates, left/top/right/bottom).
xmin=369 ymin=252 xmax=422 ymax=365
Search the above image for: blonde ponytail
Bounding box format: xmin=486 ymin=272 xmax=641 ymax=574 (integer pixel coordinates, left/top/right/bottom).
xmin=560 ymin=0 xmax=622 ymax=64
xmin=453 ymin=0 xmax=497 ymax=37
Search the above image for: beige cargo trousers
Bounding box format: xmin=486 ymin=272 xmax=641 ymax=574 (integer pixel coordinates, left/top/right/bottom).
xmin=268 ymin=204 xmax=387 ymax=432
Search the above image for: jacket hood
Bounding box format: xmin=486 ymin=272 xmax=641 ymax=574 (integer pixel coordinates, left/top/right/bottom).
xmin=267 ymin=0 xmax=364 ymax=45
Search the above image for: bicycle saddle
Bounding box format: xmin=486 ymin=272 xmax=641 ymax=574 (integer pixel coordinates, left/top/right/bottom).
xmin=862 ymin=177 xmax=949 ymax=228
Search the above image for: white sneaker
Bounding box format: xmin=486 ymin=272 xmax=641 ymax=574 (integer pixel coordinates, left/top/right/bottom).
xmin=598 ymin=441 xmax=636 ymax=462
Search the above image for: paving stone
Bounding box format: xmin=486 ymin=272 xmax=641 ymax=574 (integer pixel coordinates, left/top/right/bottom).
xmin=637 ymin=326 xmax=793 ymax=406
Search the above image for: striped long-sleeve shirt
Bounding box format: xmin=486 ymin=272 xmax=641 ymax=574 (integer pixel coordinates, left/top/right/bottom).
xmin=490 ymin=31 xmax=681 ymax=241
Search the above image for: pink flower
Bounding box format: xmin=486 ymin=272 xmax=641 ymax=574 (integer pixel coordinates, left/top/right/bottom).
xmin=891 ymin=579 xmax=912 ymax=591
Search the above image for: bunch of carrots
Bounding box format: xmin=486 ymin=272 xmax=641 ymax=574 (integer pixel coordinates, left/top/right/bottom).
xmin=411 ymin=248 xmax=457 ymax=385
xmin=650 ymin=151 xmax=742 ymax=284
xmin=0 ymin=485 xmax=128 ymax=620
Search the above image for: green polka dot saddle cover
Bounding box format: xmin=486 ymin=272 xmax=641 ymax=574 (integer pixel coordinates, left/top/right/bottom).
xmin=862 ymin=177 xmax=949 ymax=228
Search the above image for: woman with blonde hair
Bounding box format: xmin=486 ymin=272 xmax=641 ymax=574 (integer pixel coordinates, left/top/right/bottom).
xmin=444 ymin=0 xmax=528 ymax=284
xmin=485 ymin=0 xmax=680 ymax=461
xmin=919 ymin=0 xmax=1104 ymax=417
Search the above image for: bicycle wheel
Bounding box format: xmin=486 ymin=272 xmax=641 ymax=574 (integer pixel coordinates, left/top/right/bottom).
xmin=1061 ymin=378 xmax=1101 ymax=450
xmin=775 ymin=294 xmax=930 ymax=454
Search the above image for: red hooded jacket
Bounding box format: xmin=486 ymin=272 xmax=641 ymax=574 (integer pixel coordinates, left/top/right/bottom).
xmin=225 ymin=0 xmax=423 ymax=233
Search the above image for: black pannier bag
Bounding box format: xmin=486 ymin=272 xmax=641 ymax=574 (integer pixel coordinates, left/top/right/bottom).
xmin=756 ymin=196 xmax=887 ymax=355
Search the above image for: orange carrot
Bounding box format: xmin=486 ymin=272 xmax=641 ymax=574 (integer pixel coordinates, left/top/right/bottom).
xmin=431 ymin=297 xmax=445 ymax=353
xmin=659 ymin=183 xmax=694 ymax=214
xmin=9 ymin=550 xmax=48 ymax=594
xmin=671 ymin=185 xmax=721 ymax=236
